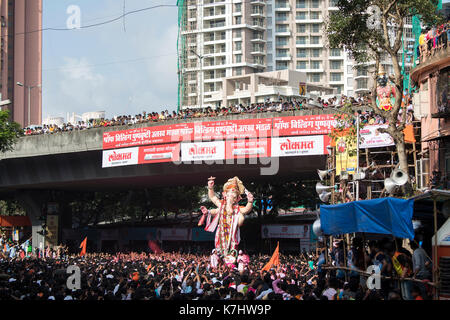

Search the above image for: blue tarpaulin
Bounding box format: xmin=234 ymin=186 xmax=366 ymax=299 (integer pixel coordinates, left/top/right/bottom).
xmin=319 ymin=197 xmax=415 ymax=239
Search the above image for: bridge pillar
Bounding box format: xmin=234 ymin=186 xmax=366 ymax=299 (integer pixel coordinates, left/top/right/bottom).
xmin=15 ymin=191 xmax=47 ymax=252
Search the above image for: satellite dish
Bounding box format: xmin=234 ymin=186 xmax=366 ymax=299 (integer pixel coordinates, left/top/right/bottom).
xmin=391 ymin=169 xmax=408 ymax=186
xmin=312 ymin=219 xmax=323 ymax=237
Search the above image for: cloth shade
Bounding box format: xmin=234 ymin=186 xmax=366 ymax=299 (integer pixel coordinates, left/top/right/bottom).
xmin=320 ymin=198 xmax=415 ymax=239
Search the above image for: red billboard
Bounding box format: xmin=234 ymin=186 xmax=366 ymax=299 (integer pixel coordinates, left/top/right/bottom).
xmin=272 ymin=114 xmax=336 ymax=137
xmin=138 ymin=143 xmax=180 ymax=164
xmin=103 ymin=123 xmax=194 ymax=150
xmin=225 ymin=138 xmax=271 ymax=159
xmin=193 ymin=118 xmax=272 ymax=141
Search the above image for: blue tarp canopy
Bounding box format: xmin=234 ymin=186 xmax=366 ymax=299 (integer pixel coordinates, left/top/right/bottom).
xmin=319 ymin=197 xmax=415 ymax=239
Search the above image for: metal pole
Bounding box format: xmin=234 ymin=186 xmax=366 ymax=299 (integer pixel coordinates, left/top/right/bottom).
xmin=356 ymin=114 xmax=360 ymax=201
xmin=28 ymin=86 xmax=31 ymax=126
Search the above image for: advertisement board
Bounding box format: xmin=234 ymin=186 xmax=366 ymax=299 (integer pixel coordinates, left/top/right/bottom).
xmin=225 ymin=138 xmax=270 ymax=159
xmin=102 ymin=147 xmax=139 ymax=168
xmin=138 ymin=143 xmax=180 ymax=164
xmin=359 ymin=125 xmax=395 ymax=149
xmin=180 ymin=141 xmax=225 ymax=162
xmin=156 ymin=228 xmax=191 ymax=241
xmin=271 ymin=135 xmax=328 ymax=157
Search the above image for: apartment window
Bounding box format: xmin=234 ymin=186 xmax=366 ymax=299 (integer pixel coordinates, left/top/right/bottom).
xmin=310 ymin=73 xmax=321 ymax=82
xmin=235 ymin=29 xmax=241 ymax=38
xmin=267 ymin=41 xmax=273 ymax=50
xmin=276 ymin=62 xmax=288 ymax=70
xmin=276 ymin=13 xmax=288 ymax=21
xmin=296 ymin=36 xmax=307 ymax=44
xmin=235 ymin=3 xmax=241 ymax=12
xmin=296 ymin=0 xmax=306 ymax=8
xmin=276 ymin=37 xmax=288 ymax=46
xmin=311 ymin=0 xmax=320 ymax=8
xmin=347 ymin=65 xmax=353 ymax=74
xmin=356 ymin=78 xmax=368 ymax=89
xmin=311 ymin=61 xmax=321 ymax=69
xmin=235 ymin=54 xmax=242 ymax=63
xmin=297 ymin=24 xmax=306 ymax=33
xmin=311 ymin=48 xmax=321 ymax=57
xmin=297 ymin=48 xmax=307 ymax=57
xmin=311 ymin=36 xmax=321 ymax=44
xmin=332 ymin=85 xmax=343 ymax=94
xmin=331 ymin=73 xmax=342 ymax=81
xmin=330 ymin=60 xmax=342 ymax=69
xmin=297 ymin=61 xmax=307 ymax=69
xmin=235 ymin=16 xmax=242 ymax=24
xmin=235 ymin=67 xmax=242 ymax=75
xmin=235 ymin=41 xmax=242 ymax=50
xmin=330 ymin=0 xmax=339 ymax=7
xmin=296 ymin=12 xmax=306 ymax=20
xmin=311 ymin=24 xmax=320 ymax=33
xmin=310 ymin=12 xmax=320 ymax=20
xmin=276 ymin=49 xmax=289 ymax=57
xmin=276 ymin=25 xmax=288 ymax=32
xmin=330 ymin=48 xmax=341 ymax=56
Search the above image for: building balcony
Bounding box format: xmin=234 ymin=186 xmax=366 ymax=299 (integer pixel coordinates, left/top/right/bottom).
xmin=251 ymin=11 xmax=265 ymax=18
xmin=251 ymin=38 xmax=266 ymax=43
xmin=276 ymin=42 xmax=289 ymax=47
xmin=275 ymin=30 xmax=291 ymax=36
xmin=328 ymin=55 xmax=344 ymax=60
xmin=251 ymin=0 xmax=266 ymax=5
xmin=251 ymin=50 xmax=266 ymax=55
xmin=295 ymin=43 xmax=323 ymax=48
xmin=203 ymin=14 xmax=226 ymax=21
xmin=275 ymin=54 xmax=291 ymax=61
xmin=354 ymin=74 xmax=369 ymax=79
xmin=295 ymin=18 xmax=323 ymax=24
xmin=275 ymin=5 xmax=291 ymax=12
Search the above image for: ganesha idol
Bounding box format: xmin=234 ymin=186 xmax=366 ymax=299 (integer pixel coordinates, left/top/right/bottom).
xmin=376 ymin=64 xmax=396 ymax=112
xmin=198 ymin=176 xmax=254 ymax=266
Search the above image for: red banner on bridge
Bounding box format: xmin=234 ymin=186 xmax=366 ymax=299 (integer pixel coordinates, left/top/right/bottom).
xmin=138 ymin=143 xmax=180 ymax=164
xmin=193 ymin=118 xmax=272 ymax=141
xmin=102 ymin=123 xmax=194 ymax=150
xmin=272 ymin=114 xmax=336 ymax=137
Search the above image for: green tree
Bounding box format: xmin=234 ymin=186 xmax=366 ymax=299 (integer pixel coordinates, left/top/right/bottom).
xmin=326 ymin=0 xmax=442 ymax=188
xmin=0 ymin=110 xmax=22 ymax=153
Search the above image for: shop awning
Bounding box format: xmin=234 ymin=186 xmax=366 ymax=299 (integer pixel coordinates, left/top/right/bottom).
xmin=0 ymin=216 xmax=31 ymax=227
xmin=319 ymin=197 xmax=415 ymax=239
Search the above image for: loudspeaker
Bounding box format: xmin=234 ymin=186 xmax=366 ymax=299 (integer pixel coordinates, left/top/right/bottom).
xmin=319 ymin=191 xmax=331 ymax=202
xmin=315 ymin=182 xmax=334 ymax=195
xmin=391 ymin=169 xmax=408 ymax=186
xmin=312 ymin=219 xmax=323 ymax=237
xmin=384 ymin=177 xmax=397 ymax=194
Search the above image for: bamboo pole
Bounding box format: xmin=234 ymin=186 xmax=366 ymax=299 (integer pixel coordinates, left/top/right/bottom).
xmin=433 ymin=198 xmax=439 ymax=300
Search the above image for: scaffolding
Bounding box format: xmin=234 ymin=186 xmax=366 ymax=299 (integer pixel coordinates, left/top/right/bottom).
xmin=177 ymin=0 xmax=187 ymax=111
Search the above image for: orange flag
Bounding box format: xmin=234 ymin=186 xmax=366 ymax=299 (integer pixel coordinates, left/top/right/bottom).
xmin=79 ymin=237 xmax=87 ymax=256
xmin=403 ymin=124 xmax=416 ymax=143
xmin=261 ymin=242 xmax=280 ymax=272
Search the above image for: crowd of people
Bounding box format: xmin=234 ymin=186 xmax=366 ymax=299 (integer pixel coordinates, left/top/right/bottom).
xmin=23 ymin=94 xmax=373 ymax=136
xmin=0 ymin=236 xmax=433 ymax=301
xmin=418 ymin=19 xmax=449 ymax=64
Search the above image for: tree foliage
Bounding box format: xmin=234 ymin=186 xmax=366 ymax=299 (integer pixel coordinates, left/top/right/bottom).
xmin=325 ymin=0 xmax=443 ymax=179
xmin=0 ymin=110 xmax=22 ymax=153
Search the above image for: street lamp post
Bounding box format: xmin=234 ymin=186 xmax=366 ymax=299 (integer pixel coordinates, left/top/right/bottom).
xmin=16 ymin=82 xmax=41 ymax=127
xmin=190 ymin=49 xmax=212 ymax=110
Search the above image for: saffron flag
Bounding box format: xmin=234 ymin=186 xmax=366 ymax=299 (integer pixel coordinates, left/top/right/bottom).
xmin=79 ymin=237 xmax=87 ymax=256
xmin=262 ymin=242 xmax=280 ymax=272
xmin=148 ymin=240 xmax=162 ymax=254
xmin=403 ymin=124 xmax=416 ymax=143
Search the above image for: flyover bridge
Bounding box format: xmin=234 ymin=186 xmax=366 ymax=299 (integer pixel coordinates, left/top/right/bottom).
xmin=0 ymin=109 xmax=339 ymax=249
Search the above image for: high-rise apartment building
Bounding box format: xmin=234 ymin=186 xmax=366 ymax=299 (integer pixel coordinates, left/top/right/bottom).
xmin=177 ymin=0 xmax=413 ymax=109
xmin=0 ymin=0 xmax=42 ymax=127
